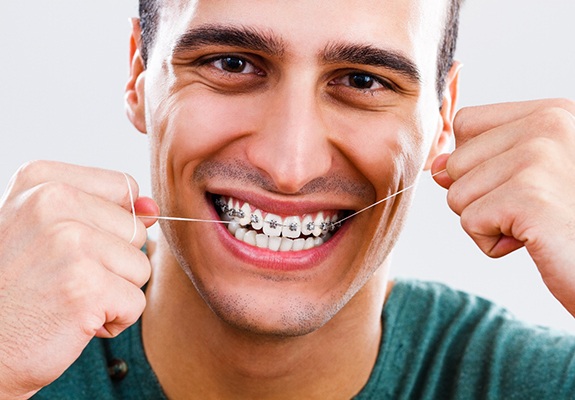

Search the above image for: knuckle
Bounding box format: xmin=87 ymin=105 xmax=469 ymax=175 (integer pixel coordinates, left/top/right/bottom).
xmin=59 ymin=269 xmax=92 ymax=303
xmin=445 ymin=151 xmax=463 ymax=179
xmin=48 ymin=221 xmax=93 ymax=255
xmin=446 ymin=184 xmax=464 ymax=215
xmin=11 ymin=160 xmax=61 ymax=190
xmin=530 ymin=106 xmax=575 ymax=139
xmin=131 ymin=288 xmax=147 ymax=317
xmin=517 ymin=136 xmax=555 ymax=166
xmin=15 ymin=160 xmax=45 ymax=181
xmin=58 ymin=261 xmax=102 ymax=314
xmin=133 ymin=251 xmax=152 ymax=287
xmin=5 ymin=160 xmax=46 ymax=195
xmin=102 ymin=288 xmax=146 ymax=338
xmin=25 ymin=182 xmax=76 ymax=219
xmin=546 ymin=98 xmax=575 ymax=115
xmin=459 ymin=207 xmax=481 ymax=239
xmin=453 ymin=107 xmax=473 ymax=136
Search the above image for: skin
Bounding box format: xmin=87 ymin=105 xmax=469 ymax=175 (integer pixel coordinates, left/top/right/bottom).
xmin=126 ymin=0 xmax=456 ymax=398
xmin=0 ymin=0 xmax=574 ymax=399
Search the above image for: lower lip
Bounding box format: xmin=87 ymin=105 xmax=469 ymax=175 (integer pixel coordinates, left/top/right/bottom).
xmin=208 ymin=203 xmax=349 ymax=272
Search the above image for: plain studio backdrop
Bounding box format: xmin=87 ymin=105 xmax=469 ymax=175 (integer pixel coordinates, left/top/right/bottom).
xmin=1 ymin=1 xmax=574 ymax=332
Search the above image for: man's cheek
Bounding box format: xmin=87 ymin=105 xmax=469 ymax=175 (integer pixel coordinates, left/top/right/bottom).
xmin=150 ymin=93 xmax=257 ymax=160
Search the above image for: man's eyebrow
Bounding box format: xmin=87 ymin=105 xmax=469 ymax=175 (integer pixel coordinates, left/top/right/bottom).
xmin=322 ymin=43 xmax=422 ymax=84
xmin=172 ymin=24 xmax=285 ymax=57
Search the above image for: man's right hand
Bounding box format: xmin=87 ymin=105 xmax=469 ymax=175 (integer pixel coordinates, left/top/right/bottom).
xmin=0 ymin=161 xmax=158 ymax=399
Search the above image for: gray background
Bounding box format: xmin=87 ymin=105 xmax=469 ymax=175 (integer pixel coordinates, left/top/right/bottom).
xmin=1 ymin=1 xmax=574 ymax=331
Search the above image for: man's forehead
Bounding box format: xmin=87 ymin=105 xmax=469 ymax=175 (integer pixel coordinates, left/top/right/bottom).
xmin=158 ymin=0 xmax=449 ymax=48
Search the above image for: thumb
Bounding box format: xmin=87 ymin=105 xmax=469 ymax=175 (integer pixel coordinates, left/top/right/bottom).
xmin=431 ymin=153 xmax=454 ymax=189
xmin=134 ymin=196 xmax=159 ymax=228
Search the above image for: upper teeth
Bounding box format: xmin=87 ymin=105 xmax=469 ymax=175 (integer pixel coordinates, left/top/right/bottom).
xmin=215 ymin=196 xmax=342 ymax=240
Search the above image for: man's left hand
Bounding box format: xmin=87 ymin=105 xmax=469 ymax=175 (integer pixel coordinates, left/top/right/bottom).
xmin=432 ymin=99 xmax=575 ymax=316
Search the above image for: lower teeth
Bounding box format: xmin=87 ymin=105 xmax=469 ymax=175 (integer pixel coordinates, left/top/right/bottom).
xmin=229 ymin=222 xmax=330 ymax=252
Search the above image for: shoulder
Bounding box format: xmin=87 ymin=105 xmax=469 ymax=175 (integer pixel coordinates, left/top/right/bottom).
xmin=358 ymin=279 xmax=575 ymax=399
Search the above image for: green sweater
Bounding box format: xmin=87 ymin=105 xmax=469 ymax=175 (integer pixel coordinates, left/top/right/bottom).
xmin=34 ymin=280 xmax=575 ymax=399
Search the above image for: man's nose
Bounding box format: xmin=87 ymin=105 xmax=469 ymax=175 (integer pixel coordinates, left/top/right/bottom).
xmin=246 ymin=81 xmax=332 ymax=194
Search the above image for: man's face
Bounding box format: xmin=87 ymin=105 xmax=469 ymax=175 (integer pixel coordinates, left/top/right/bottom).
xmin=134 ymin=0 xmax=452 ymax=335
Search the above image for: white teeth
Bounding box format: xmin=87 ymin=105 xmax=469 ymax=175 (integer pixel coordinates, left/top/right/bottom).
xmin=263 ymin=213 xmax=283 ymax=237
xmin=268 ymin=236 xmax=282 ymax=251
xmin=304 ymin=237 xmax=315 ymax=250
xmin=251 ymin=209 xmax=264 ymax=230
xmin=282 ymin=216 xmax=301 ymax=239
xmin=218 ymin=196 xmax=343 ymax=252
xmin=301 ymin=215 xmax=314 ymax=236
xmin=235 ymin=228 xmax=247 ymax=241
xmin=233 ymin=200 xmax=241 ymax=220
xmin=239 ymin=203 xmax=251 ymax=226
xmin=243 ymin=230 xmax=257 ymax=246
xmin=228 ymin=221 xmax=240 ymax=235
xmin=292 ymin=238 xmax=305 ymax=251
xmin=256 ymin=233 xmax=269 ymax=249
xmin=280 ymin=238 xmax=293 ymax=252
xmin=313 ymin=212 xmax=324 ymax=237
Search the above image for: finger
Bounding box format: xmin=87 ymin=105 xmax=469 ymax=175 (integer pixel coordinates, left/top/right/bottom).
xmin=445 ymin=144 xmax=532 ymax=216
xmin=448 ymin=105 xmax=575 ymax=181
xmin=134 ymin=196 xmax=160 ymax=228
xmin=95 ymin=230 xmax=152 ymax=287
xmin=47 ymin=220 xmax=151 ymax=287
xmin=458 ymin=187 xmax=526 ymax=258
xmin=24 ymin=181 xmax=148 ymax=247
xmin=92 ymin=273 xmax=147 ymax=339
xmin=454 ymin=98 xmax=575 ymax=147
xmin=7 ymin=161 xmax=140 ymax=211
xmin=431 ymin=153 xmax=454 ymax=189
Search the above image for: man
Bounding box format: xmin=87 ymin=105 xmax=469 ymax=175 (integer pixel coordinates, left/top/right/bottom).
xmin=1 ymin=0 xmax=575 ymax=398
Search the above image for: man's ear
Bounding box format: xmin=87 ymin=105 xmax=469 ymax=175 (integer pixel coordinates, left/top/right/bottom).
xmin=423 ymin=61 xmax=462 ymax=170
xmin=125 ymin=18 xmax=147 ymax=134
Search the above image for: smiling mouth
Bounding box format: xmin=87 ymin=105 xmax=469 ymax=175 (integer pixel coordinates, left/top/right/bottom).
xmin=212 ymin=195 xmax=349 ymax=252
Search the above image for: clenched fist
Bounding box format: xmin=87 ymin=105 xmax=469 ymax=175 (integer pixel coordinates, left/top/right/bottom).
xmin=0 ymin=161 xmax=158 ymax=399
xmin=433 ymin=99 xmax=575 ymax=316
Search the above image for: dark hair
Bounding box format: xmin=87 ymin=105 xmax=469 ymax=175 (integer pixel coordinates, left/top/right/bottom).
xmin=139 ymin=0 xmax=160 ymax=64
xmin=436 ymin=0 xmax=463 ymax=100
xmin=139 ymin=0 xmax=463 ymax=101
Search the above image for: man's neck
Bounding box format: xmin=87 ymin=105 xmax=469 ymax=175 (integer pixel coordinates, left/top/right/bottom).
xmin=142 ymin=236 xmax=390 ymax=400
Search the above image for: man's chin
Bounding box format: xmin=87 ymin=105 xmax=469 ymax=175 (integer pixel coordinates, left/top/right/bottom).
xmin=199 ymin=285 xmax=345 ymax=339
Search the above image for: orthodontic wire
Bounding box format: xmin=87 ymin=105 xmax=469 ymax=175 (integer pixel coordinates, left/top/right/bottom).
xmin=133 ymin=169 xmax=447 ymax=227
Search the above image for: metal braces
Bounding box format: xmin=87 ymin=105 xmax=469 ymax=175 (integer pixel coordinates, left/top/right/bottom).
xmin=215 ymin=198 xmax=340 ymax=233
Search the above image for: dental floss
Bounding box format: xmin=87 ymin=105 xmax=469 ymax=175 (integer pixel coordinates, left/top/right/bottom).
xmin=123 ymin=172 xmax=138 ymax=244
xmin=131 ymin=169 xmax=446 ymax=228
xmin=152 ymin=216 xmax=232 ymax=224
xmin=336 ymin=169 xmax=445 ymax=225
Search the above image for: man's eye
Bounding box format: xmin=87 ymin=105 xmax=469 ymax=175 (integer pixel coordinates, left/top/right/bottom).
xmin=212 ymin=56 xmax=258 ymax=74
xmin=332 ymin=73 xmax=392 ymax=91
xmin=349 ymin=73 xmax=380 ymax=89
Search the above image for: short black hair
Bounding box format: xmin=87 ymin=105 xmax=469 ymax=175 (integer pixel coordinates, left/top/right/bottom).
xmin=139 ymin=0 xmax=160 ymax=65
xmin=138 ymin=0 xmax=463 ymax=101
